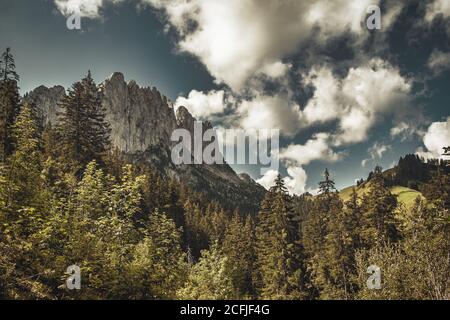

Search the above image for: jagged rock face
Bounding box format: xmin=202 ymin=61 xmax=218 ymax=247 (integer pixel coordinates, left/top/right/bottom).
xmin=27 ymin=72 xmax=265 ymax=212
xmin=26 ymin=85 xmax=66 ymax=126
xmin=101 ymin=72 xmax=178 ymax=154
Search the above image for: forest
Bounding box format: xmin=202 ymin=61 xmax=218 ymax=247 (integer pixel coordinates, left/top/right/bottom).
xmin=0 ymin=47 xmax=449 ymax=300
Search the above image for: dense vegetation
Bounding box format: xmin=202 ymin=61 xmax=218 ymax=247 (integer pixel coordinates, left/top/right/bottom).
xmin=0 ymin=48 xmax=449 ymax=300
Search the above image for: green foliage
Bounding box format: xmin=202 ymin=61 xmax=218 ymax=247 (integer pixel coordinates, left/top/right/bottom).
xmin=360 ymin=170 xmax=399 ymax=247
xmin=177 ymin=242 xmax=234 ymax=300
xmin=222 ymin=212 xmax=255 ymax=298
xmin=0 ymin=80 xmax=20 ymax=161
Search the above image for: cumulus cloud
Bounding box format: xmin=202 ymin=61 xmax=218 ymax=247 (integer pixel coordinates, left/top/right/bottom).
xmin=301 ymin=59 xmax=413 ymax=145
xmin=255 ymin=133 xmax=343 ymax=195
xmin=256 ymin=169 xmax=278 ymax=191
xmin=54 ymin=0 xmax=123 ymax=18
xmin=390 ymin=121 xmax=424 ymax=141
xmin=256 ymin=166 xmax=308 ymax=196
xmin=279 ymin=133 xmax=343 ymax=166
xmin=256 ymin=133 xmax=343 ymax=195
xmin=174 ymin=90 xmax=228 ymax=119
xmin=425 ymin=0 xmax=450 ymax=22
xmin=416 ymin=117 xmax=450 ymax=160
xmin=284 ymin=166 xmax=308 ymax=195
xmin=361 ymin=142 xmax=391 ymax=167
xmin=237 ymin=94 xmax=302 ymax=137
xmin=427 ymin=50 xmax=450 ymax=75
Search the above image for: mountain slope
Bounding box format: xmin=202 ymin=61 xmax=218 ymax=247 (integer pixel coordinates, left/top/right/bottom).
xmin=340 ymin=183 xmax=424 ymax=209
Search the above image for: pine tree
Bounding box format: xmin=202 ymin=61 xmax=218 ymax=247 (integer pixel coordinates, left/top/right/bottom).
xmin=0 ymin=48 xmax=20 ymax=162
xmin=125 ymin=211 xmax=187 ymax=299
xmin=422 ymin=167 xmax=450 ymax=210
xmin=222 ymin=211 xmax=255 ymax=298
xmin=255 ymin=175 xmax=307 ymax=299
xmin=4 ymin=102 xmax=46 ymax=210
xmin=0 ymin=48 xmax=19 ymax=82
xmin=319 ymin=168 xmax=336 ymax=196
xmin=320 ymin=188 xmax=361 ymax=299
xmin=0 ymin=102 xmax=52 ymax=299
xmin=57 ymin=71 xmax=110 ymax=173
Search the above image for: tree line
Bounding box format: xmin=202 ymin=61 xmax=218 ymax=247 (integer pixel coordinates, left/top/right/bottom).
xmin=0 ymin=48 xmax=448 ymax=300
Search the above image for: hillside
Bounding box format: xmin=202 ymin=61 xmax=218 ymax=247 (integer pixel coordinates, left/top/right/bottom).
xmin=340 ymin=183 xmax=424 ymax=209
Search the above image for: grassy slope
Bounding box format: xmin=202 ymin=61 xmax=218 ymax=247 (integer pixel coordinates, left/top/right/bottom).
xmin=340 ymin=184 xmax=424 ymax=210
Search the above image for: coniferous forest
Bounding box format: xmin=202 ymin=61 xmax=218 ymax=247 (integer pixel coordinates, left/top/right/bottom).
xmin=0 ymin=48 xmax=449 ymax=300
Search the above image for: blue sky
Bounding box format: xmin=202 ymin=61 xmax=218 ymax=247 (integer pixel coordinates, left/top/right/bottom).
xmin=1 ymin=0 xmax=449 ymax=193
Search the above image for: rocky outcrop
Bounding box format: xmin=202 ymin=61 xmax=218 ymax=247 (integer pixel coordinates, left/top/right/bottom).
xmin=100 ymin=72 xmax=178 ymax=154
xmin=26 ymin=72 xmax=265 ymax=212
xmin=25 ymin=85 xmax=66 ymax=126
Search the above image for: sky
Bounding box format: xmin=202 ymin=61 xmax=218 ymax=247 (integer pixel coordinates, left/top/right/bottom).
xmin=1 ymin=0 xmax=449 ymax=194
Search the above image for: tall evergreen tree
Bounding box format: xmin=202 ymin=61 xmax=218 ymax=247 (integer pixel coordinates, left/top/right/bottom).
xmin=0 ymin=48 xmax=19 ymax=82
xmin=57 ymin=71 xmax=110 ymax=173
xmin=222 ymin=212 xmax=255 ymax=298
xmin=319 ymin=168 xmax=336 ymax=196
xmin=0 ymin=48 xmax=20 ymax=162
xmin=255 ymin=175 xmax=307 ymax=299
xmin=320 ymin=188 xmax=362 ymax=299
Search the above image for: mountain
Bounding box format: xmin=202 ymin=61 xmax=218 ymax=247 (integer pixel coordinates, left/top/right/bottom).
xmin=25 ymin=72 xmax=265 ymax=213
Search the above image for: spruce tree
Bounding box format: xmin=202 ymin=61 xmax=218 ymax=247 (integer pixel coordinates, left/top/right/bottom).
xmin=302 ymin=168 xmax=342 ymax=298
xmin=222 ymin=211 xmax=255 ymax=298
xmin=0 ymin=48 xmax=19 ymax=81
xmin=0 ymin=48 xmax=20 ymax=162
xmin=57 ymin=71 xmax=110 ymax=173
xmin=255 ymin=175 xmax=307 ymax=299
xmin=320 ymin=188 xmax=361 ymax=299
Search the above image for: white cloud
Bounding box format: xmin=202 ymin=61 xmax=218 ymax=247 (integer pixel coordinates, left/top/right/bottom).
xmin=256 ymin=169 xmax=278 ymax=191
xmin=54 ymin=0 xmax=123 ymax=18
xmin=238 ymin=94 xmax=302 ymax=137
xmin=259 ymin=61 xmax=291 ymax=79
xmin=425 ymin=0 xmax=450 ymax=22
xmin=284 ymin=166 xmax=308 ymax=195
xmin=301 ymin=59 xmax=412 ymax=145
xmin=256 ymin=166 xmax=308 ymax=196
xmin=259 ymin=133 xmax=343 ymax=195
xmin=416 ymin=117 xmax=450 ymax=160
xmin=361 ymin=142 xmax=391 ymax=167
xmin=174 ymin=90 xmax=227 ymax=119
xmin=427 ymin=50 xmax=450 ymax=75
xmin=302 ymin=67 xmax=341 ymax=124
xmin=279 ymin=133 xmax=343 ymax=166
xmin=390 ymin=121 xmax=423 ymax=141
